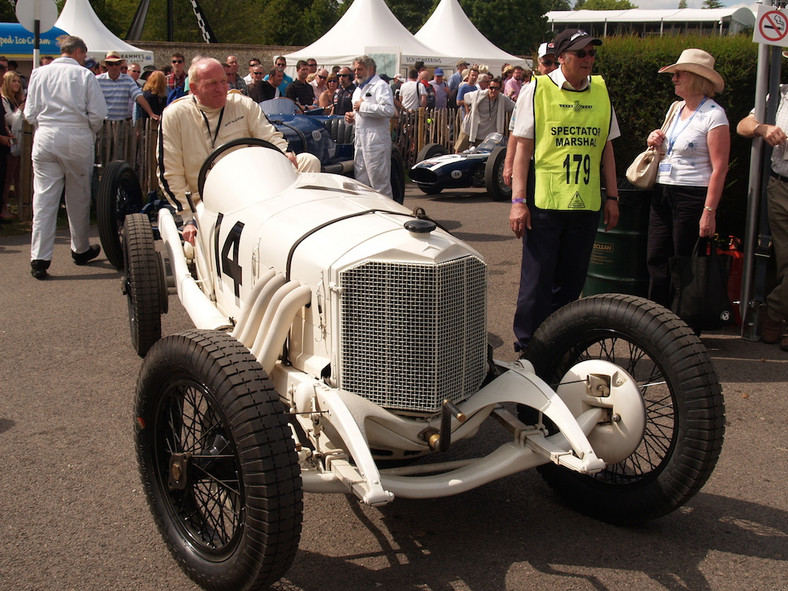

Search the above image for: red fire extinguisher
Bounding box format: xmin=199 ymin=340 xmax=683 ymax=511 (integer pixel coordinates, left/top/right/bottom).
xmin=721 ymin=236 xmax=744 ymax=326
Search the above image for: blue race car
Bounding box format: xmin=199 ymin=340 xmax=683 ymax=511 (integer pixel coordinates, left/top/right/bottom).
xmin=261 ymin=98 xmax=405 ymax=203
xmin=409 ymin=132 xmax=510 ymax=201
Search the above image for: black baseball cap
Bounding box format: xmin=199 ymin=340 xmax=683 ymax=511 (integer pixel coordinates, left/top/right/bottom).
xmin=553 ymin=29 xmax=602 ymax=56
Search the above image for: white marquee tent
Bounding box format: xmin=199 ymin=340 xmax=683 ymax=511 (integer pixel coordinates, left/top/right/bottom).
xmin=416 ymin=0 xmax=526 ymax=74
xmin=285 ymin=0 xmax=456 ymax=75
xmin=55 ymin=0 xmax=154 ymax=65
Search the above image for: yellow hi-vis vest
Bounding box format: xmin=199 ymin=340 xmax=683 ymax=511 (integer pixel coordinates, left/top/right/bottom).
xmin=533 ymin=75 xmax=612 ymax=211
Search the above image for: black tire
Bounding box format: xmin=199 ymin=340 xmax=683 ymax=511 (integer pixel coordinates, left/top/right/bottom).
xmin=123 ymin=213 xmax=162 ymax=357
xmin=484 ymin=147 xmax=511 ymax=201
xmin=417 ymin=183 xmax=442 ymax=195
xmin=97 ymin=160 xmax=143 ymax=270
xmin=135 ymin=330 xmax=302 ymax=590
xmin=197 ymin=138 xmax=280 ymax=197
xmin=524 ymin=294 xmax=725 ymax=525
xmin=416 ymin=142 xmax=448 ymax=163
xmin=390 ymin=147 xmax=406 ymax=205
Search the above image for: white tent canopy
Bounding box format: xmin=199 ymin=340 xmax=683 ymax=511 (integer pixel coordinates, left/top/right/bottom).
xmin=416 ymin=0 xmax=526 ymax=74
xmin=55 ymin=0 xmax=154 ymax=65
xmin=285 ymin=0 xmax=456 ymax=74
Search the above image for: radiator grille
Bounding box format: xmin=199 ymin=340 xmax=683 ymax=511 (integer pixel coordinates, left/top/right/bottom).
xmin=339 ymin=256 xmax=487 ymax=413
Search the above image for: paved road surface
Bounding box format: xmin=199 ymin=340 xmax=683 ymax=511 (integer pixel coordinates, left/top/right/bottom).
xmin=1 ymin=185 xmax=786 ymax=590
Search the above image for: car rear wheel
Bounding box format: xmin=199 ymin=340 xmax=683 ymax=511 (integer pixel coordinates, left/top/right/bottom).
xmin=390 ymin=147 xmax=406 ymax=204
xmin=123 ymin=213 xmax=164 ymax=357
xmin=97 ymin=160 xmax=144 ymax=270
xmin=484 ymin=147 xmax=511 ymax=201
xmin=416 ymin=142 xmax=448 ymax=163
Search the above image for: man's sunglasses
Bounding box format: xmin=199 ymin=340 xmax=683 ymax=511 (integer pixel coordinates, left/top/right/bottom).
xmin=172 ymin=59 xmax=183 ymax=64
xmin=540 ymin=59 xmax=555 ymax=67
xmin=318 ymin=75 xmax=327 ymax=79
xmin=571 ymin=49 xmax=597 ymax=58
xmin=338 ymin=74 xmax=351 ymax=78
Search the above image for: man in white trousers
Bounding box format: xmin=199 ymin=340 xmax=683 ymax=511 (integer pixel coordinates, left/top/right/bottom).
xmin=345 ymin=55 xmax=396 ymax=200
xmin=24 ymin=36 xmax=108 ymax=279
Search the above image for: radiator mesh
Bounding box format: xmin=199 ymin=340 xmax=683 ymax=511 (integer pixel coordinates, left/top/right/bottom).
xmin=339 ymin=256 xmax=487 ymax=413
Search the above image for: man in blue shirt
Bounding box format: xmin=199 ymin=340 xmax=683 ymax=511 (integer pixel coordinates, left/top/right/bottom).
xmin=264 ymin=55 xmax=293 ymax=96
xmin=97 ymin=51 xmax=157 ymax=121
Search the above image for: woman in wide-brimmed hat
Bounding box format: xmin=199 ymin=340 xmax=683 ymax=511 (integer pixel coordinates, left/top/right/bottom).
xmin=643 ymin=48 xmax=730 ymax=312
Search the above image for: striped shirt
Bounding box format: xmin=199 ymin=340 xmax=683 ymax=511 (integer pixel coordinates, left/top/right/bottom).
xmin=96 ymin=73 xmax=142 ymax=120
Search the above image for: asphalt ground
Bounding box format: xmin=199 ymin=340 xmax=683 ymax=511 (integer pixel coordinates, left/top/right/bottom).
xmin=0 ymin=184 xmax=786 ymax=591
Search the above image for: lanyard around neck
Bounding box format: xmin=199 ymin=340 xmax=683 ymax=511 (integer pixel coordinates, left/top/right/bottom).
xmin=194 ymin=97 xmax=225 ymax=150
xmin=667 ymin=97 xmax=707 ymax=155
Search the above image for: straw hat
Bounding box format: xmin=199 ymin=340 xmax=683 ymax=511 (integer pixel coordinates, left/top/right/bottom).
xmin=658 ymin=49 xmax=724 ymax=93
xmin=104 ymin=50 xmax=123 ymax=64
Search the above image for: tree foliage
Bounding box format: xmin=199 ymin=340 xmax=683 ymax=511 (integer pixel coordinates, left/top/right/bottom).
xmin=548 ymin=0 xmax=572 ymax=10
xmin=460 ymin=0 xmax=551 ymax=55
xmin=575 ymin=0 xmax=637 ymax=9
xmin=702 ymin=0 xmax=723 ymax=8
xmin=42 ymin=0 xmax=550 ymax=53
xmin=386 ymin=0 xmax=437 ymax=33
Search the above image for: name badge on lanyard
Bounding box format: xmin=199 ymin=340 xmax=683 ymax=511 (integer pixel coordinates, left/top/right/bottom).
xmin=659 ymin=162 xmax=672 ymax=174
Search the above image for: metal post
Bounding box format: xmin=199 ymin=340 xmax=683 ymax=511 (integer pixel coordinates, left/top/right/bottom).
xmin=741 ymin=2 xmax=783 ymax=340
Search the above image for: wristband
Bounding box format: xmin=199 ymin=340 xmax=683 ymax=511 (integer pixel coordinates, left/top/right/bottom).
xmin=606 ymin=195 xmax=619 ymax=202
xmin=511 ymin=198 xmax=525 ymax=204
xmin=703 ymin=205 xmax=715 ymax=212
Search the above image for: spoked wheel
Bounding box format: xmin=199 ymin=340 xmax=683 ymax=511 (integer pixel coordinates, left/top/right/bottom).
xmin=123 ymin=213 xmax=164 ymax=357
xmin=484 ymin=147 xmax=511 ymax=201
xmin=97 ymin=160 xmax=144 ymax=269
xmin=524 ymin=294 xmax=725 ymax=524
xmin=135 ymin=330 xmax=303 ymax=591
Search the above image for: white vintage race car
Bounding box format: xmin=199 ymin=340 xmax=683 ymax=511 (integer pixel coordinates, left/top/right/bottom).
xmin=119 ymin=139 xmax=725 ymax=591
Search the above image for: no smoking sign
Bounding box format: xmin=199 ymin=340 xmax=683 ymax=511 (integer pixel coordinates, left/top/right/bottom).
xmin=754 ymin=5 xmax=788 ymax=46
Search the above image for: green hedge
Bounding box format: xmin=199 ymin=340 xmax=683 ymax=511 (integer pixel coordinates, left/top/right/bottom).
xmin=593 ymin=34 xmax=764 ymax=238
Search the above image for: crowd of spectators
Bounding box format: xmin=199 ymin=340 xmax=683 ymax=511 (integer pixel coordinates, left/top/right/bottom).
xmin=11 ymin=37 xmax=787 ymax=350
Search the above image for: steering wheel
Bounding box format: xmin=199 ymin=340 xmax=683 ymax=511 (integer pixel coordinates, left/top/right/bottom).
xmin=197 ymin=137 xmax=281 ymax=197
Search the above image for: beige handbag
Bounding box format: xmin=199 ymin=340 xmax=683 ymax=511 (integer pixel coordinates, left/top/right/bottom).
xmin=626 ymin=101 xmax=681 ymax=189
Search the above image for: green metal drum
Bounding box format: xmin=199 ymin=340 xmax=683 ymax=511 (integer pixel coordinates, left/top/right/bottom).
xmin=584 ymin=185 xmax=652 ymax=297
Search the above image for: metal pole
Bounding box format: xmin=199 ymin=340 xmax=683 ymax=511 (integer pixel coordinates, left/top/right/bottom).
xmin=167 ymin=0 xmax=173 ymax=42
xmin=33 ymin=19 xmax=40 ymax=71
xmin=741 ymin=0 xmax=783 ymax=340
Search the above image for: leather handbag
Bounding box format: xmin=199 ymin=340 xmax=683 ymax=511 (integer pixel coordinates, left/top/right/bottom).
xmin=626 ymin=101 xmax=681 ymax=189
xmin=669 ymin=238 xmax=733 ymax=331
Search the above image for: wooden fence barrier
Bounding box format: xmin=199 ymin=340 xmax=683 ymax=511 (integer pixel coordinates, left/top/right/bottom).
xmin=15 ymin=107 xmax=508 ymax=222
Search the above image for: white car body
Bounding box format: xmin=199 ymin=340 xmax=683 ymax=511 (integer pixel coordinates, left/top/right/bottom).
xmin=157 ymin=146 xmax=645 ymax=505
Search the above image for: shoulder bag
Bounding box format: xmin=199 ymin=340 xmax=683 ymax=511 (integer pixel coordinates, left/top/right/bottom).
xmin=626 ymin=101 xmax=681 ymax=189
